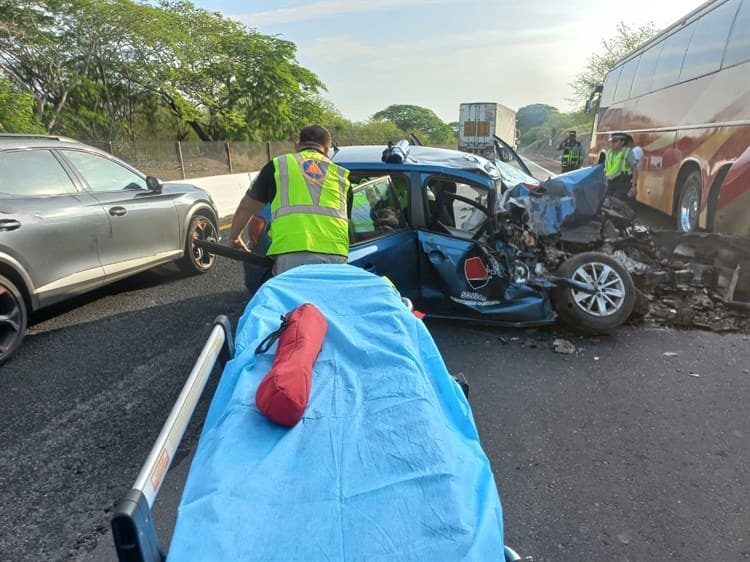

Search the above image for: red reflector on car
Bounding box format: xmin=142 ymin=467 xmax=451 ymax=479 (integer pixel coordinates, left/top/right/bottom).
xmin=464 ymin=257 xmax=489 ymax=282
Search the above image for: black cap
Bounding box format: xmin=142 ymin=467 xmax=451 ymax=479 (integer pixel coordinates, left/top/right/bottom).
xmin=568 ymin=130 xmax=576 ymax=135
xmin=609 ymin=132 xmax=628 ymax=141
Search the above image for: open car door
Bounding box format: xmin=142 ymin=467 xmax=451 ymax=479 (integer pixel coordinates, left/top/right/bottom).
xmin=346 ymin=175 xmax=422 ymax=298
xmin=416 ymin=187 xmax=554 ymax=325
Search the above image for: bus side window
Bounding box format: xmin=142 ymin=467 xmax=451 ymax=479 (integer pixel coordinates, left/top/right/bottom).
xmin=631 ymin=42 xmax=663 ymax=98
xmin=613 ymin=56 xmax=640 ymax=103
xmin=723 ymin=0 xmax=750 ymax=68
xmin=681 ymin=0 xmax=741 ymax=81
xmin=599 ymin=66 xmax=623 ymax=108
xmin=651 ymin=25 xmax=694 ymax=92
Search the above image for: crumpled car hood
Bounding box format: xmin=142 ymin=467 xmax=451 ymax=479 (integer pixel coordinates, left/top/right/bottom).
xmin=503 ymin=165 xmax=607 ymax=236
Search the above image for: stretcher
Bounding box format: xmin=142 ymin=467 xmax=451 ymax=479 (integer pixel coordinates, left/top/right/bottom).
xmin=112 ymin=264 xmax=526 ymax=561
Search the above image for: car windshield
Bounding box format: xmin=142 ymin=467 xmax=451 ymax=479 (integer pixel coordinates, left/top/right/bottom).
xmin=493 ymin=159 xmax=538 ymax=190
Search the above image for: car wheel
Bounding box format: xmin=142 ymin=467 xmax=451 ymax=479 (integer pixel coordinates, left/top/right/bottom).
xmin=551 ymin=252 xmax=635 ymax=334
xmin=179 ymin=212 xmax=218 ymax=273
xmin=676 ymin=171 xmax=701 ymax=232
xmin=0 ymin=275 xmax=28 ymax=365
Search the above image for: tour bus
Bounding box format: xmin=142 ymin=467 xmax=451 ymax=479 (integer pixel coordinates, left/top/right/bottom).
xmin=588 ymin=0 xmax=750 ymax=234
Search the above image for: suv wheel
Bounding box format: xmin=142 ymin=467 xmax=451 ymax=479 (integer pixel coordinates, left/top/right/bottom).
xmin=179 ymin=212 xmax=218 ymax=273
xmin=0 ymin=275 xmax=28 ymax=365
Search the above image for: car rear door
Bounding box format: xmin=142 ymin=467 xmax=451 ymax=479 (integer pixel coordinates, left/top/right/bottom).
xmin=0 ymin=148 xmax=108 ymax=304
xmin=58 ymin=149 xmax=182 ymax=275
xmin=346 ymin=176 xmax=421 ymax=298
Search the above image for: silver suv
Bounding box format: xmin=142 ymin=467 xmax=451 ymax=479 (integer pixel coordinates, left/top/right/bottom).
xmin=0 ymin=134 xmax=219 ymax=364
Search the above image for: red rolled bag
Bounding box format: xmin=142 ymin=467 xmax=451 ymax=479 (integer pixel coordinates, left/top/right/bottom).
xmin=254 ymin=303 xmax=328 ymax=427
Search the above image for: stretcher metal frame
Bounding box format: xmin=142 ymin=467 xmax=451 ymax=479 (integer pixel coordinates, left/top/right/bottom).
xmin=111 ymin=315 xmax=233 ymax=562
xmin=110 ymin=313 xmax=526 ymax=562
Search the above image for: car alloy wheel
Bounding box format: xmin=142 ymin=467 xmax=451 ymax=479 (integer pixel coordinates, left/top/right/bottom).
xmin=0 ymin=275 xmax=28 ymax=365
xmin=570 ymin=261 xmax=626 ymax=317
xmin=185 ymin=214 xmax=218 ymax=273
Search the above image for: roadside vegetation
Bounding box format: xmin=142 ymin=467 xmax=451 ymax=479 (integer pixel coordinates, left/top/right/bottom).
xmin=1 ymin=2 xmax=655 ymax=149
xmin=518 ymin=22 xmax=657 ymax=157
xmin=0 ymin=0 xmax=455 ymax=145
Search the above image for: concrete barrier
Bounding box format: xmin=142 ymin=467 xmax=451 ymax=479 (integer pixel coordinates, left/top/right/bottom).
xmin=167 ymin=172 xmax=259 ymax=222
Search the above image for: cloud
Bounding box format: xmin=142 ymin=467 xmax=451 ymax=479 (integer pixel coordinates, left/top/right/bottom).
xmin=236 ymin=0 xmax=452 ymax=26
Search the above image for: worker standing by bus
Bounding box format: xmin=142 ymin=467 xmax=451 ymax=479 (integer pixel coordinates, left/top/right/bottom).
xmin=557 ymin=131 xmax=582 ymax=173
xmin=604 ymin=132 xmax=638 ymax=203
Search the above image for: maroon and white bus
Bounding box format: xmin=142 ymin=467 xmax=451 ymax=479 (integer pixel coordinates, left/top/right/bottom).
xmin=589 ymin=0 xmax=750 ymax=234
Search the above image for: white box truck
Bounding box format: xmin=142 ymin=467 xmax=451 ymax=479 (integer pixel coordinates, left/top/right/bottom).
xmin=458 ymin=102 xmax=517 ymax=158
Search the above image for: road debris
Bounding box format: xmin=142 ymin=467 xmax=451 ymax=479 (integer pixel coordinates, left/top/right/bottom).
xmin=505 ymin=189 xmax=750 ymax=332
xmin=552 ymin=338 xmax=576 ymax=354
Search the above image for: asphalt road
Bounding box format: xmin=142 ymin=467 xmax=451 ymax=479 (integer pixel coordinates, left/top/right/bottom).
xmin=1 ymin=255 xmax=748 ymax=562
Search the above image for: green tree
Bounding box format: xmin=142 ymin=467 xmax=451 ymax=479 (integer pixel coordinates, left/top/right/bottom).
xmin=569 ymin=21 xmax=658 ymax=105
xmin=0 ymin=74 xmax=43 ymax=132
xmin=372 ymin=104 xmax=455 ymax=144
xmin=0 ymin=0 xmax=329 ymax=141
xmin=129 ymin=0 xmax=326 ymax=141
xmin=0 ymin=0 xmax=102 ymax=132
xmin=517 ymin=104 xmax=558 ymax=133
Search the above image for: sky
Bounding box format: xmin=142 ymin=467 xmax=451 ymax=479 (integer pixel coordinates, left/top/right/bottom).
xmin=189 ymin=0 xmax=708 ymax=123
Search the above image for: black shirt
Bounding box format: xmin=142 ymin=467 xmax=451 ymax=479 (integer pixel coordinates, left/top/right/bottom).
xmin=246 ymin=149 xmax=353 ymax=214
xmin=558 ymin=140 xmax=581 ymax=151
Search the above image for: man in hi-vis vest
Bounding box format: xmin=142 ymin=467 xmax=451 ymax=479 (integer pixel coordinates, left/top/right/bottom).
xmin=227 ymin=125 xmax=352 ymax=276
xmin=604 ymin=132 xmax=638 ymax=203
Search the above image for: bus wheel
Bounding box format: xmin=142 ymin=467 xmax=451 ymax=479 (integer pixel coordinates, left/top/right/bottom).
xmin=676 ymin=171 xmax=701 ymax=232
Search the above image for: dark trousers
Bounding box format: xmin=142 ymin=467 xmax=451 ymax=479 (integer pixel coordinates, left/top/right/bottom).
xmin=606 ymin=175 xmax=632 ymax=202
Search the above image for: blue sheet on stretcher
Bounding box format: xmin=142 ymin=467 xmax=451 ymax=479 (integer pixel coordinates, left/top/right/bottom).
xmin=168 ymin=264 xmax=504 ymax=561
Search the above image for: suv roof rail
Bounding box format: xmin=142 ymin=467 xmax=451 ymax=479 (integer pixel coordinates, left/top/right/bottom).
xmin=0 ymin=133 xmax=79 ymax=142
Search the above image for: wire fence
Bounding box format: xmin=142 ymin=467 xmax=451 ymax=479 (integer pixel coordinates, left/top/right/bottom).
xmin=92 ymin=140 xmax=295 ymax=181
xmin=92 ymin=140 xmax=458 ymax=181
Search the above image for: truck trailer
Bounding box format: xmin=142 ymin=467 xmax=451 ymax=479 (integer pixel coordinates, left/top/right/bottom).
xmin=458 ymin=102 xmax=517 ymax=159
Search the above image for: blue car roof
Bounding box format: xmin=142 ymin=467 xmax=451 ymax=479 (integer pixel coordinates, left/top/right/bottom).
xmin=332 ymin=145 xmax=502 ymax=184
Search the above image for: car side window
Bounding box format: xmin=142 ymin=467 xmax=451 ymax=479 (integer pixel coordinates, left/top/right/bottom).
xmin=61 ymin=149 xmax=147 ymax=192
xmin=424 ymin=175 xmax=489 ymax=238
xmin=0 ymin=149 xmax=78 ymax=197
xmin=349 ymin=175 xmax=407 ymax=242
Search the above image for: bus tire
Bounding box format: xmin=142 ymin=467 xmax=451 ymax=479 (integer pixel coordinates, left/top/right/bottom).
xmin=675 ymin=170 xmax=701 ymax=232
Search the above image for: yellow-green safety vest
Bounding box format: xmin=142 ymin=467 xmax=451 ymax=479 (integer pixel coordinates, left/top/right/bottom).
xmin=605 ymin=147 xmax=632 ymax=179
xmin=351 ymin=190 xmax=375 ymax=233
xmin=562 ymin=147 xmax=581 ymax=167
xmin=269 ymin=150 xmax=350 ymax=257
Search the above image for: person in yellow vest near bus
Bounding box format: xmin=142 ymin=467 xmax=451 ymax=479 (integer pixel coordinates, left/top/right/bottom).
xmin=604 ymin=132 xmax=638 ymax=204
xmin=227 ymin=124 xmax=352 ymax=275
xmin=557 ymin=130 xmax=582 ymax=173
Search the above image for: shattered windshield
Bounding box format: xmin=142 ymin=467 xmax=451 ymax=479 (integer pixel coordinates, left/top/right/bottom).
xmin=493 ymin=159 xmax=538 ymax=191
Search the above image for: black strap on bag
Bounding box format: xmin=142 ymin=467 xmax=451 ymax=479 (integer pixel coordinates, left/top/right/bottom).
xmin=255 ymin=314 xmax=289 ymax=354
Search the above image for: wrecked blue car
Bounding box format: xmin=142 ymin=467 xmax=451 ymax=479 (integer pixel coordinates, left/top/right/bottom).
xmin=207 ymin=138 xmax=637 ymax=333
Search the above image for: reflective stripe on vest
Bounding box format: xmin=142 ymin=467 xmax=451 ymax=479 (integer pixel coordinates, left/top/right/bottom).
xmin=605 ymin=147 xmax=632 ymax=179
xmin=562 ymin=147 xmax=581 ymax=166
xmin=274 ymin=153 xmax=348 ymax=220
